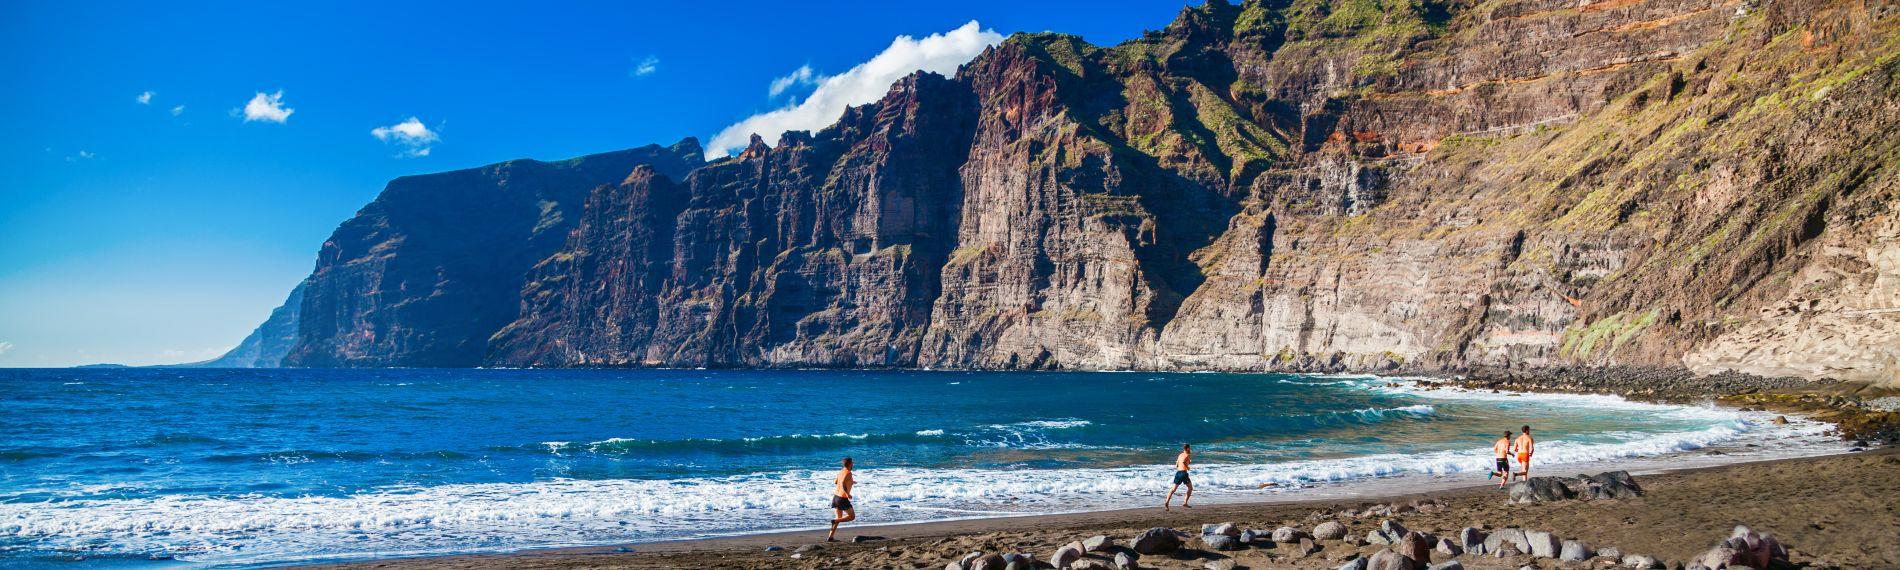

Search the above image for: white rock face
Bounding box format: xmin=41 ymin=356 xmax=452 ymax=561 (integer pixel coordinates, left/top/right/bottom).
xmin=1688 ymin=210 xmax=1900 ymax=386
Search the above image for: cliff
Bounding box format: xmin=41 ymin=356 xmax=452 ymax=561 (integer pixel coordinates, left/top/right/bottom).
xmin=283 ymin=141 xmax=703 ymax=367
xmin=193 ymin=282 xmax=305 ymax=368
xmin=220 ymin=0 xmax=1899 ymax=385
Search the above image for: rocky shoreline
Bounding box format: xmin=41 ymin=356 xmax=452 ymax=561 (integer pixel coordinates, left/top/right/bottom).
xmin=309 ymin=450 xmax=1898 ymax=570
xmin=922 ymin=470 xmax=1771 ymax=570
xmin=1434 ymin=367 xmax=1900 ymax=445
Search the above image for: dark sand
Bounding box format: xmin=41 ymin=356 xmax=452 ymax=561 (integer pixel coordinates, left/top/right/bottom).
xmin=312 ymin=448 xmax=1897 ymax=569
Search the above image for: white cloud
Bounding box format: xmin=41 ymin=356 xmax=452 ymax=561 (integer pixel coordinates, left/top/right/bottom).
xmin=0 ymin=341 xmax=13 ymax=356
xmin=171 ymin=105 xmax=186 ymax=116
xmin=65 ymin=150 xmax=96 ymax=163
xmin=632 ymin=55 xmax=660 ymax=77
xmin=136 ymin=91 xmax=154 ymax=105
xmin=768 ymin=64 xmax=824 ymax=98
xmin=705 ymin=21 xmax=1002 ymax=159
xmin=241 ymin=90 xmax=294 ymax=123
xmin=371 ymin=117 xmax=439 ymax=158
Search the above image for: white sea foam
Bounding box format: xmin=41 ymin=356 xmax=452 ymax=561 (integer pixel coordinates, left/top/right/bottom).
xmin=0 ymin=378 xmax=1846 ymax=566
xmin=1346 ymin=404 xmax=1435 ymax=420
xmin=0 ymin=406 xmax=1841 ymax=565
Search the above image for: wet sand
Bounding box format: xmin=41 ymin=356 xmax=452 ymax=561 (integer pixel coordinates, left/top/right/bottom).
xmin=312 ymin=448 xmax=1897 ymax=569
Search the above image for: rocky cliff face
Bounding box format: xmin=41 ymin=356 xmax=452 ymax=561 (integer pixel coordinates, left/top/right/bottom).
xmin=282 ymin=141 xmax=702 ymax=367
xmin=195 ymin=282 xmax=305 ymax=368
xmin=223 ymin=0 xmax=1898 ymax=384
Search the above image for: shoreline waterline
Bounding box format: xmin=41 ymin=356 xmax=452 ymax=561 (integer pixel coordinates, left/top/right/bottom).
xmin=0 ymin=371 xmax=1852 ymax=568
xmin=294 ymin=438 xmax=1868 ymax=570
xmin=281 ymin=378 xmax=1850 ymax=568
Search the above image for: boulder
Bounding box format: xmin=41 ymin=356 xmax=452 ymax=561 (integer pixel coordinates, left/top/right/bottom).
xmin=1730 ymin=525 xmax=1782 ymax=568
xmin=1048 ymin=544 xmax=1084 ymax=569
xmin=1459 ymin=527 xmax=1487 ymax=555
xmin=1622 ymin=554 xmax=1662 ymax=568
xmin=1396 ymin=532 xmax=1435 ymax=566
xmin=1315 ymin=521 xmax=1349 ymax=540
xmin=1508 ymin=477 xmax=1576 ymax=503
xmin=1113 ymin=551 xmax=1138 ymax=570
xmin=1338 ymin=558 xmax=1370 ymax=570
xmin=1002 ymin=553 xmax=1036 ymax=570
xmin=1576 ymin=471 xmax=1644 ymax=500
xmin=968 ymin=552 xmax=1007 ymax=570
xmin=1598 ymin=547 xmax=1624 ymax=560
xmin=1560 ymin=540 xmax=1592 ymax=562
xmin=1435 ymin=537 xmax=1463 ymax=558
xmin=1275 ymin=526 xmax=1311 ymax=543
xmin=1483 ymin=528 xmax=1527 ymax=555
xmin=1368 ymin=529 xmax=1398 ymax=545
xmin=1239 ymin=529 xmax=1262 ymax=544
xmin=1299 ymin=537 xmax=1321 ymax=556
xmin=1129 ymin=528 xmax=1182 ymax=555
xmin=1691 ymin=540 xmax=1743 ymax=569
xmin=1522 ymin=530 xmax=1561 ymax=558
xmin=1083 ymin=535 xmax=1113 ymax=552
xmin=1368 ymin=520 xmax=1408 ymax=546
xmin=1509 ymin=472 xmax=1642 ymax=503
xmin=1367 ymin=548 xmax=1419 ymax=570
xmin=1426 ymin=563 xmax=1465 ymax=570
xmin=1205 ymin=523 xmax=1241 ymax=537
xmin=1203 ymin=534 xmax=1243 ymax=551
xmin=955 ymin=552 xmax=984 ymax=569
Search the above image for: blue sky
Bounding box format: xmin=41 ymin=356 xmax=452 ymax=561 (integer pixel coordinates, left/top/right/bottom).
xmin=0 ymin=1 xmax=1191 ymax=367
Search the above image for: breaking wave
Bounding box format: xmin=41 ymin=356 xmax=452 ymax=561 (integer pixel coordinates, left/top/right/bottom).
xmin=0 ymin=405 xmax=1838 ymax=566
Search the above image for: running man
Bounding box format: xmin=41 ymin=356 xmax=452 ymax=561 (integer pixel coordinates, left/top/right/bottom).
xmin=825 ymin=457 xmax=856 ymax=542
xmin=1164 ymin=443 xmax=1193 ymax=510
xmin=1490 ymin=430 xmax=1514 ymax=487
xmin=1514 ymin=426 xmax=1536 ymax=479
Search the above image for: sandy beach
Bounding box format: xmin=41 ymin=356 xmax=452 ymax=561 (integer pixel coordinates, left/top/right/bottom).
xmin=309 ymin=446 xmax=1897 ymax=569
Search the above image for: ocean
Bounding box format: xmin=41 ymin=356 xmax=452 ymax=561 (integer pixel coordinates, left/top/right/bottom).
xmin=0 ymin=369 xmax=1840 ymax=567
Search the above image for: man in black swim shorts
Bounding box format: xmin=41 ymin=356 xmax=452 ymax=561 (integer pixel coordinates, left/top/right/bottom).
xmin=826 ymin=457 xmax=856 ymax=541
xmin=1165 ymin=443 xmax=1193 ymax=510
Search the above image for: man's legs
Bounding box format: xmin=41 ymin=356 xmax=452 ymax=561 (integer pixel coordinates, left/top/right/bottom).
xmin=1182 ymin=481 xmax=1193 ymax=507
xmin=1164 ymin=483 xmax=1180 ymax=510
xmin=827 ymin=507 xmax=855 ymax=540
xmin=828 ymin=508 xmax=856 ymax=541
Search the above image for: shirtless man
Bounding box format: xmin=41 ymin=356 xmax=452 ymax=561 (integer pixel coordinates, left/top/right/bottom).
xmin=1164 ymin=443 xmax=1193 ymax=510
xmin=1514 ymin=426 xmax=1536 ymax=479
xmin=1490 ymin=430 xmax=1515 ymax=487
xmin=825 ymin=457 xmax=856 ymax=542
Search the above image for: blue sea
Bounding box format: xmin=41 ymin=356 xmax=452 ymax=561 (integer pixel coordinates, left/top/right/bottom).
xmin=0 ymin=369 xmax=1838 ymax=567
